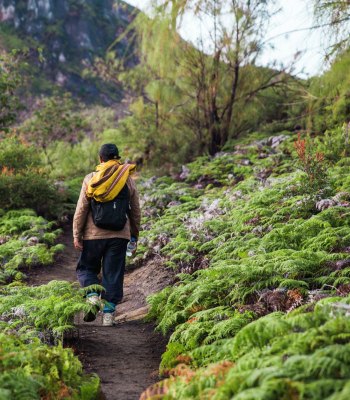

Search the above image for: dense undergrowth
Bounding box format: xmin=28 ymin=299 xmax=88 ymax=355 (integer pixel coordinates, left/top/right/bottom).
xmin=0 ymin=209 xmax=63 ymax=285
xmin=0 ymin=209 xmax=100 ymax=399
xmin=138 ymin=128 xmax=350 ymax=399
xmin=2 ymin=126 xmax=350 ymax=399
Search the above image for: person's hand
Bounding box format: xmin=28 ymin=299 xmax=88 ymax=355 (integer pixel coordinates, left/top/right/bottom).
xmin=131 ymin=241 xmax=138 ymax=254
xmin=74 ymin=238 xmax=83 ymax=251
xmin=126 ymin=237 xmax=138 ymax=256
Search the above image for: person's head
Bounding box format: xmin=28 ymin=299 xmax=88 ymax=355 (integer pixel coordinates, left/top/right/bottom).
xmin=99 ymin=143 xmax=121 ymax=162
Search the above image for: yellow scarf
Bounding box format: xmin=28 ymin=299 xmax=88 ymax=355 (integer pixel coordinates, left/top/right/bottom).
xmin=86 ymin=160 xmax=136 ymax=202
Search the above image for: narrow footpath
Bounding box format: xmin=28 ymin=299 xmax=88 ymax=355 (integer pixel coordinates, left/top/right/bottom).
xmin=28 ymin=224 xmax=174 ymax=400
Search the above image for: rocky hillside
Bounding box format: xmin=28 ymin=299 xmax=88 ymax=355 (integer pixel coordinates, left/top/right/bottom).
xmin=0 ymin=0 xmax=136 ymax=103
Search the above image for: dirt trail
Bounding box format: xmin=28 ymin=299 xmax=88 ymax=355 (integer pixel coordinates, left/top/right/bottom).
xmin=28 ymin=224 xmax=174 ymax=400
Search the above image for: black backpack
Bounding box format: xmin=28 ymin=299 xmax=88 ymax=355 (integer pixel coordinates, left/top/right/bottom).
xmin=90 ymin=184 xmax=129 ymax=231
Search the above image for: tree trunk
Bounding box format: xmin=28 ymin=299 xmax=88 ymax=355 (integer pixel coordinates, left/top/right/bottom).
xmin=208 ymin=49 xmax=222 ymax=155
xmin=222 ymin=61 xmax=240 ymax=144
xmin=155 ymin=101 xmax=159 ymax=130
xmin=208 ymin=123 xmax=222 ymax=155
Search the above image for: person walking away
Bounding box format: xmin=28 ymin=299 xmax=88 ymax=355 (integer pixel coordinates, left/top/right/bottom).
xmin=73 ymin=143 xmax=141 ymax=326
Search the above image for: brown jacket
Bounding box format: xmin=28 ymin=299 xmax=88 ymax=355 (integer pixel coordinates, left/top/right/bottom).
xmin=73 ymin=172 xmax=141 ymax=241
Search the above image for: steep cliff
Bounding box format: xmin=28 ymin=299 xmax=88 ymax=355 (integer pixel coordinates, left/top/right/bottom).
xmin=0 ymin=0 xmax=136 ymax=103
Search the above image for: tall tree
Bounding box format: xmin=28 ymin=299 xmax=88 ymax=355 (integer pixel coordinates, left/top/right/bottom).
xmin=20 ymin=94 xmax=86 ymax=169
xmin=123 ymin=0 xmax=294 ymax=155
xmin=314 ymin=0 xmax=350 ymax=54
xmin=0 ymin=52 xmax=22 ymax=132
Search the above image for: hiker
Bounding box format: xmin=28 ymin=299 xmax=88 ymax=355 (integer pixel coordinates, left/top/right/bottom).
xmin=73 ymin=143 xmax=141 ymax=326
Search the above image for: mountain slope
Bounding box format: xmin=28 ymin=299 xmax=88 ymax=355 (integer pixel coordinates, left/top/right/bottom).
xmin=0 ymin=0 xmax=136 ymax=103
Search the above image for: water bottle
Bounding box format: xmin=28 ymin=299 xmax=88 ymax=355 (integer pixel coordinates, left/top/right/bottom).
xmin=126 ymin=237 xmax=137 ymax=257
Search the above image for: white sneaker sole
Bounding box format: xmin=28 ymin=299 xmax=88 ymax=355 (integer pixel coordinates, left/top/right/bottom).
xmin=102 ymin=314 xmax=114 ymax=326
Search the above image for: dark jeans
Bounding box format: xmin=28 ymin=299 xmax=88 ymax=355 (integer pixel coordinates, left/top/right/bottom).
xmin=76 ymin=238 xmax=128 ymax=305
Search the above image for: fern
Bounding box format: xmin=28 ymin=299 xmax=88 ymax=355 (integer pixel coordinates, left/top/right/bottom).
xmin=139 ymin=146 xmax=350 ymax=398
xmin=0 ymin=333 xmax=99 ymax=399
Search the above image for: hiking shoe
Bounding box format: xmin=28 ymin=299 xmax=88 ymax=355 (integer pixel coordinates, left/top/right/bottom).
xmin=102 ymin=312 xmax=114 ymax=327
xmin=83 ymin=295 xmax=101 ymax=323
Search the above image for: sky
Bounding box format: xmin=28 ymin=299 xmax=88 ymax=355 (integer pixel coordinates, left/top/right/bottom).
xmin=124 ymin=0 xmax=327 ymax=77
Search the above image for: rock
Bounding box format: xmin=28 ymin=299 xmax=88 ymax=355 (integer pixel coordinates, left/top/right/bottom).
xmin=245 ymin=216 xmax=260 ymax=225
xmin=179 ymin=165 xmax=190 ymax=180
xmin=308 ymin=289 xmax=332 ymax=303
xmin=114 ymin=306 xmax=149 ymax=323
xmin=197 ymin=175 xmax=222 ymax=188
xmin=56 ymin=71 xmax=67 ymax=85
xmin=255 ymin=134 xmax=289 ymax=148
xmin=327 ymin=259 xmax=350 ymax=271
xmin=194 ymin=183 xmax=204 ymax=189
xmin=258 ymin=152 xmax=268 ymax=159
xmin=58 ymin=52 xmax=66 ymax=63
xmin=316 ymin=199 xmax=336 ymax=211
xmin=205 ymin=199 xmax=221 ymax=213
xmin=233 ymin=147 xmax=248 ymax=156
xmin=255 ymin=168 xmax=273 ymax=182
xmin=153 ymin=245 xmax=161 ymax=253
xmin=315 ymin=195 xmax=350 ymax=211
xmin=226 ymin=190 xmax=244 ymax=201
xmin=270 ymin=135 xmax=289 ymax=148
xmin=12 ymin=306 xmax=26 ymax=318
xmin=315 ymin=192 xmax=350 ymax=212
xmin=239 ymin=159 xmax=252 ymax=166
xmin=333 ymin=192 xmax=350 ymax=202
xmin=167 ymin=201 xmax=181 ymax=207
xmin=214 ymin=151 xmax=234 ymax=158
xmin=142 ymin=176 xmax=157 ymax=189
xmin=0 ymin=235 xmax=10 ymax=245
xmin=27 ymin=236 xmax=39 ymax=245
xmin=252 ymin=226 xmax=264 ymax=235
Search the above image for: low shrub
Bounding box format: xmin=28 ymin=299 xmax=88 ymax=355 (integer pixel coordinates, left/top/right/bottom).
xmin=0 ymin=209 xmax=63 ymax=284
xmin=0 ymin=136 xmax=64 ymax=217
xmin=0 ymin=333 xmax=100 ymax=400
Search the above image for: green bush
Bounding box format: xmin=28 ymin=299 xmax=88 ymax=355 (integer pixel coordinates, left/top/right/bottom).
xmin=0 ymin=209 xmax=63 ymax=284
xmin=308 ymin=50 xmax=350 ymax=132
xmin=0 ymin=137 xmax=64 ymax=216
xmin=0 ymin=207 xmax=102 ymax=399
xmin=0 ymin=136 xmax=42 ymax=170
xmin=0 ymin=333 xmax=100 ymax=400
xmin=0 ymin=171 xmax=61 ymax=215
xmin=314 ymin=124 xmax=350 ymax=163
xmin=45 ymin=138 xmax=98 ymax=180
